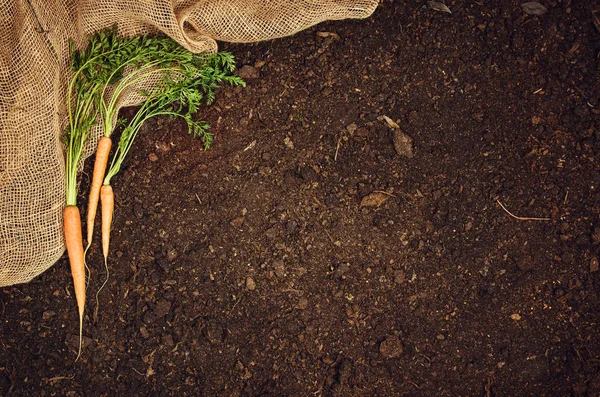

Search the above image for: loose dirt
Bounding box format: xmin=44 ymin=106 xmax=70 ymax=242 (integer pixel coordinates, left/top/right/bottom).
xmin=2 ymin=1 xmax=600 ymax=395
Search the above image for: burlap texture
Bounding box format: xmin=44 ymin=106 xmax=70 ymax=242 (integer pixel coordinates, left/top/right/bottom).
xmin=0 ymin=0 xmax=377 ymax=286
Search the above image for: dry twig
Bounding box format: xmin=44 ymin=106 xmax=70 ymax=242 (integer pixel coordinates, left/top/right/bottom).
xmin=44 ymin=375 xmax=75 ymax=383
xmin=334 ymin=134 xmax=343 ymax=161
xmin=323 ymin=228 xmax=336 ymax=245
xmin=373 ymin=190 xmax=398 ymax=198
xmin=496 ymin=199 xmax=551 ymax=221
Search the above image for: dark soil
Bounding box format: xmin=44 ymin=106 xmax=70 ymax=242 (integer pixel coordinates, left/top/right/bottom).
xmin=3 ymin=1 xmax=600 ymax=395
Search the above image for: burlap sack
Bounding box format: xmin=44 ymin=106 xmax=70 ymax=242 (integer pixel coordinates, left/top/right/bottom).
xmin=0 ymin=0 xmax=377 ymax=286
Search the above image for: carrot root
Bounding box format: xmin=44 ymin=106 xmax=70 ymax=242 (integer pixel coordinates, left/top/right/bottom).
xmin=94 ymin=256 xmax=109 ymax=322
xmin=100 ymin=184 xmax=114 ymax=263
xmin=63 ymin=205 xmax=85 ymax=359
xmin=96 ymin=184 xmax=114 ymax=320
xmin=86 ymin=136 xmax=112 ymax=250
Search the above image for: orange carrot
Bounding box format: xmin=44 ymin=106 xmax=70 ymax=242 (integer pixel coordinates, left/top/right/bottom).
xmin=86 ymin=136 xmax=112 ymax=250
xmin=95 ymin=184 xmax=114 ymax=318
xmin=100 ymin=184 xmax=114 ymax=263
xmin=63 ymin=205 xmax=85 ymax=358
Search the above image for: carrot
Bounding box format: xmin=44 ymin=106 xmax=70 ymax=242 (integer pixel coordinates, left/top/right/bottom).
xmin=86 ymin=136 xmax=112 ymax=250
xmin=95 ymin=184 xmax=114 ymax=318
xmin=63 ymin=205 xmax=85 ymax=359
xmin=100 ymin=184 xmax=114 ymax=268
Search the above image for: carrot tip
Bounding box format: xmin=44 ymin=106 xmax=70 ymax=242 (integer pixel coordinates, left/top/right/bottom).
xmin=94 ymin=255 xmax=110 ymax=321
xmin=75 ymin=313 xmax=83 ymax=362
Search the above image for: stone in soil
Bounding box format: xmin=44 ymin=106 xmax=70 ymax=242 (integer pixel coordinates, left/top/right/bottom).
xmin=238 ymin=65 xmax=260 ymax=79
xmin=297 ymin=297 xmax=309 ymax=310
xmin=230 ymin=216 xmax=245 ymax=228
xmin=246 ymin=276 xmax=256 ymax=290
xmin=591 ymin=256 xmax=599 ymax=273
xmin=379 ymin=335 xmax=403 ymax=359
xmin=392 ymin=130 xmax=414 ymax=158
xmin=360 ymin=192 xmax=389 ymax=207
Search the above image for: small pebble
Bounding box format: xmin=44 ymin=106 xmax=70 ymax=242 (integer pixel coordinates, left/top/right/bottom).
xmin=379 ymin=335 xmax=403 ymax=358
xmin=246 ymin=276 xmax=256 ymax=291
xmin=284 ymin=137 xmax=294 ymax=149
xmin=394 ymin=270 xmax=406 ymax=285
xmin=346 ymin=123 xmax=358 ymax=135
xmin=511 ymin=313 xmax=522 ymax=321
xmin=140 ymin=326 xmax=150 ymax=339
xmin=148 ymin=152 xmax=159 ymax=162
xmin=295 ymin=267 xmax=307 ymax=277
xmin=360 ymin=192 xmax=389 ymax=207
xmin=156 ymin=141 xmax=170 ymax=153
xmin=238 ymin=65 xmax=260 ymax=79
xmin=273 ymin=260 xmax=285 ymax=278
xmin=392 ymin=130 xmax=414 ymax=158
xmin=167 ymin=249 xmax=178 ymax=261
xmin=230 ymin=216 xmax=245 ymax=228
xmin=590 ymin=257 xmax=599 ymax=273
xmin=297 ymin=297 xmax=309 ymax=310
xmin=265 ymin=228 xmax=277 ymax=239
